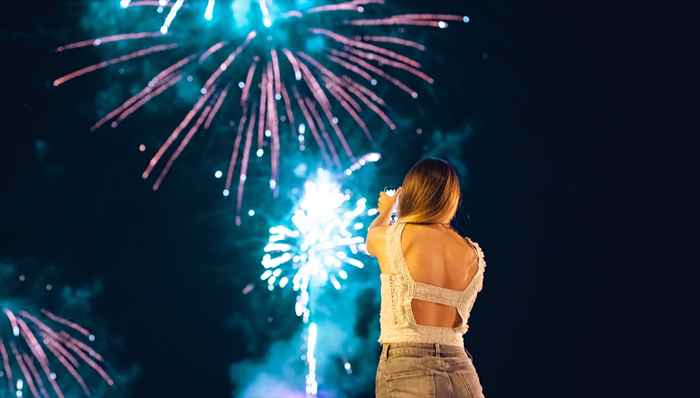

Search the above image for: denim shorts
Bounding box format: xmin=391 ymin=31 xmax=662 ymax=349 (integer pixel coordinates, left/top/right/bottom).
xmin=375 ymin=342 xmax=485 ymax=398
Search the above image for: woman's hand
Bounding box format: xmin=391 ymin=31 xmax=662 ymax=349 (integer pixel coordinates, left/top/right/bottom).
xmin=377 ymin=187 xmax=401 ymax=215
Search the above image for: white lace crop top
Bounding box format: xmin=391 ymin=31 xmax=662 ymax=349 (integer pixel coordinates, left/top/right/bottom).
xmin=378 ymin=222 xmax=486 ymax=348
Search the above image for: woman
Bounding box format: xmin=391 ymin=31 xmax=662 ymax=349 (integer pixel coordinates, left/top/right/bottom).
xmin=367 ymin=158 xmax=487 ymax=398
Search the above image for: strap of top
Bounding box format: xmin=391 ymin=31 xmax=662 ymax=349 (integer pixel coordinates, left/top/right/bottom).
xmin=388 ymin=222 xmax=412 ymax=280
xmin=465 ymin=236 xmax=486 ymax=268
xmin=414 ymin=282 xmax=463 ymax=306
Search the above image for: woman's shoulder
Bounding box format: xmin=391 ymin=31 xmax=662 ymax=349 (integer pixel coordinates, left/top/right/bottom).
xmin=426 ymin=226 xmax=484 ymax=262
xmin=368 ymin=221 xmax=399 ymax=235
xmin=462 ymin=235 xmax=486 ymax=267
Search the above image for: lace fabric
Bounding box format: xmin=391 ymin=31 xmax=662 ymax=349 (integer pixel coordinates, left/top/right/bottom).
xmin=378 ymin=222 xmax=486 ymax=347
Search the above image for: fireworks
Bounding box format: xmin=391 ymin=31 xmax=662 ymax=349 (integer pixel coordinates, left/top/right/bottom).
xmin=0 ymin=305 xmax=113 ymax=398
xmin=260 ymin=167 xmax=371 ymax=322
xmin=54 ymin=1 xmax=469 ymax=221
xmin=259 ymin=165 xmax=377 ymax=396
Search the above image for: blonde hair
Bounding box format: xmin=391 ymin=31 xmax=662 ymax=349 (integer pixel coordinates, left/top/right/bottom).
xmin=398 ymin=158 xmax=461 ymax=224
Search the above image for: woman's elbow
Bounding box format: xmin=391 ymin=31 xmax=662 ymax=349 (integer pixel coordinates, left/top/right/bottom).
xmin=365 ymin=237 xmax=376 ymax=257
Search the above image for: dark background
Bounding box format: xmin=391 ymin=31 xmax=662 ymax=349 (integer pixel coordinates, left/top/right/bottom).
xmin=1 ymin=1 xmax=603 ymax=397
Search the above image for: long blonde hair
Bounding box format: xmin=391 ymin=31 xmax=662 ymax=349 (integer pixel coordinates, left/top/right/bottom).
xmin=398 ymin=158 xmax=461 ymax=224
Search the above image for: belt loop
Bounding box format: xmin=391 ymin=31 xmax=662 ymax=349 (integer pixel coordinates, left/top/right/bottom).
xmin=383 ymin=344 xmax=390 ymax=360
xmin=435 ymin=343 xmax=441 ymax=357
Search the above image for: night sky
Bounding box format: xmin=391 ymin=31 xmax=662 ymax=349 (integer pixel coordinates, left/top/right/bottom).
xmin=1 ymin=1 xmax=599 ymax=397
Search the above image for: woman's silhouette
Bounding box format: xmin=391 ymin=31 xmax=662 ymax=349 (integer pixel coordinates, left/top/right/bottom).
xmin=367 ymin=158 xmax=486 ymax=397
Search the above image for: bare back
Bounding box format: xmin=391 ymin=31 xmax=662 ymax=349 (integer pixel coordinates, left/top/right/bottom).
xmin=369 ymin=223 xmax=479 ymax=328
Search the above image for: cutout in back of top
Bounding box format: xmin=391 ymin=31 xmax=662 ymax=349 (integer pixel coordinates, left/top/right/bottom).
xmin=411 ymin=299 xmax=463 ymax=328
xmin=400 ymin=223 xmax=478 ymax=328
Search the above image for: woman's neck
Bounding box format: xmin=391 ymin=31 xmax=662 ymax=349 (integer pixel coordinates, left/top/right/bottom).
xmin=398 ymin=219 xmax=451 ymax=227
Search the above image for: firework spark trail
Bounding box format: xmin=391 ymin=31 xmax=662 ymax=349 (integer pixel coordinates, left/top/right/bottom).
xmin=160 ymin=0 xmax=185 ymax=34
xmin=270 ymin=49 xmax=282 ymax=98
xmin=55 ymin=1 xmax=469 ymax=222
xmin=118 ymin=74 xmax=183 ymax=116
xmin=111 ymin=74 xmax=184 ymax=128
xmin=22 ymin=313 xmax=98 ymax=387
xmin=331 ymin=49 xmax=416 ymax=97
xmin=12 ymin=344 xmax=41 ymax=398
xmin=305 ymin=322 xmax=318 ymax=396
xmin=342 ymin=47 xmax=434 ymax=84
xmin=236 ymin=107 xmax=258 ymax=225
xmin=266 ymin=64 xmax=280 ymax=192
xmin=204 ymin=82 xmax=231 ymax=129
xmin=90 ymin=67 xmax=180 ymax=130
xmin=324 ymin=79 xmax=362 ymax=114
xmin=123 ymin=1 xmax=174 ymax=8
xmin=0 ymin=341 xmax=13 ymax=393
xmin=297 ymin=51 xmax=373 ymax=141
xmin=24 ymin=353 xmax=49 ymax=398
xmin=41 ymin=310 xmax=91 ymax=337
xmin=343 ymin=151 xmax=381 ymax=176
xmin=199 ymin=41 xmax=228 ymax=62
xmin=24 ymin=308 xmax=115 ymax=393
xmin=141 ymin=82 xmax=217 ymax=180
xmin=223 ymin=112 xmax=247 ymax=197
xmin=304 ymin=98 xmax=340 ymax=168
xmin=324 ymin=81 xmax=371 ymax=142
xmin=202 ymin=31 xmax=258 ymax=93
xmin=44 ymin=341 xmax=91 ymax=396
xmin=310 ymin=28 xmax=422 ymax=68
xmin=296 ymin=57 xmax=354 ymax=161
xmin=240 ymin=62 xmax=258 ymax=105
xmin=256 ymin=67 xmax=268 ymax=151
xmin=357 ymin=35 xmax=426 ymax=51
xmin=307 ymin=0 xmax=383 ymax=14
xmin=1 ymin=307 xmax=113 ymax=397
xmin=258 ymin=0 xmax=273 ymax=28
xmin=294 ymin=90 xmax=332 ymax=167
xmin=345 ymin=14 xmax=470 ymax=27
xmin=54 ymin=32 xmax=163 ymax=52
xmin=341 ymin=76 xmax=396 ymax=129
xmin=53 ymin=43 xmax=179 ymax=87
xmin=325 ymin=52 xmax=373 ymax=82
xmin=288 ymin=54 xmax=335 ymax=137
xmin=279 ymin=85 xmax=296 ymax=138
xmin=152 ymin=92 xmax=215 ymax=190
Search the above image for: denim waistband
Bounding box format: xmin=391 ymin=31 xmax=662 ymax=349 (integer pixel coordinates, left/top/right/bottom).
xmin=380 ymin=342 xmax=472 ymax=360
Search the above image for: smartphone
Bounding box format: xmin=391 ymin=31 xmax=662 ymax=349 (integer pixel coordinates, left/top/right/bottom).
xmin=383 ymin=187 xmax=400 ymax=225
